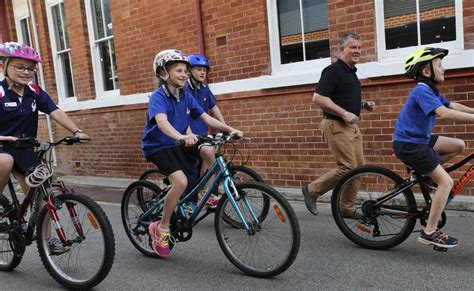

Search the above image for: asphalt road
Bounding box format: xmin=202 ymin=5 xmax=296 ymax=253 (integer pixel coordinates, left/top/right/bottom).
xmin=0 ymin=200 xmax=473 ymax=290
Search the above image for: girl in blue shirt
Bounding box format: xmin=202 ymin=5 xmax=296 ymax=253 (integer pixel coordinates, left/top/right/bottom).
xmin=143 ymin=50 xmax=242 ymax=258
xmin=393 ymin=47 xmax=474 ymax=249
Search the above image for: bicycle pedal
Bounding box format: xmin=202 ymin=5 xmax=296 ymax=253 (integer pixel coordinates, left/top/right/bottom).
xmin=433 ymin=245 xmax=448 ymax=252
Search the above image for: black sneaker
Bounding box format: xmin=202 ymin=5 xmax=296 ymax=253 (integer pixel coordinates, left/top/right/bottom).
xmin=48 ymin=237 xmax=70 ymax=255
xmin=302 ymin=186 xmax=318 ymax=215
xmin=418 ymin=229 xmax=459 ymax=248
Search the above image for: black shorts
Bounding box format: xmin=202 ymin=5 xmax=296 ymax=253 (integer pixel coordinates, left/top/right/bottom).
xmin=146 ymin=146 xmax=201 ymax=192
xmin=0 ymin=145 xmax=38 ymax=176
xmin=393 ymin=135 xmax=441 ymax=175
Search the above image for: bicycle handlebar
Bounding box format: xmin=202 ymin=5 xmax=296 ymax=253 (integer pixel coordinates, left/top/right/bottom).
xmin=175 ymin=133 xmax=242 ymax=147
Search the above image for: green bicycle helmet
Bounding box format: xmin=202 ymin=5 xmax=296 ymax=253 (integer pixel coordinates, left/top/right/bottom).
xmin=404 ymin=47 xmax=448 ymax=79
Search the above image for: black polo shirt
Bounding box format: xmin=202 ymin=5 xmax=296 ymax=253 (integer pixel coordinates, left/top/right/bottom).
xmin=315 ymin=58 xmax=361 ymax=121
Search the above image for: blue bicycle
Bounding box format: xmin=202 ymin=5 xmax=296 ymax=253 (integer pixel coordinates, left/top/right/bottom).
xmin=121 ymin=134 xmax=300 ymax=277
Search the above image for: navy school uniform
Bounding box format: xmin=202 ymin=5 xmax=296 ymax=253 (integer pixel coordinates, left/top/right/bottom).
xmin=0 ymin=79 xmax=59 ymax=174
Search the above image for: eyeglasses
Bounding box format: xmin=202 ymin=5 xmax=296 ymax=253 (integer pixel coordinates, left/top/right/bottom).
xmin=11 ymin=64 xmax=36 ymax=74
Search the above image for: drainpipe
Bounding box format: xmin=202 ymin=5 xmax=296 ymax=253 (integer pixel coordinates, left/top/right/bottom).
xmin=27 ymin=0 xmax=57 ymax=166
xmin=195 ymin=0 xmax=205 ymax=55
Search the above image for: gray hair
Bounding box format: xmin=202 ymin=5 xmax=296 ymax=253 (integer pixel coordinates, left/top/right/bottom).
xmin=340 ymin=32 xmax=361 ymax=48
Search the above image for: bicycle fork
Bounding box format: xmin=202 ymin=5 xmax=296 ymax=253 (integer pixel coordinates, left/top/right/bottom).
xmin=223 ymin=177 xmax=260 ymax=234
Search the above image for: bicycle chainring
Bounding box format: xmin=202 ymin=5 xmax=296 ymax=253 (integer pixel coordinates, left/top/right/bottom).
xmin=170 ymin=215 xmax=193 ymax=242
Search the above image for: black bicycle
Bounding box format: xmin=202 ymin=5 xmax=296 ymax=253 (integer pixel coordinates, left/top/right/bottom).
xmin=0 ymin=136 xmax=115 ymax=289
xmin=331 ymin=154 xmax=474 ymax=251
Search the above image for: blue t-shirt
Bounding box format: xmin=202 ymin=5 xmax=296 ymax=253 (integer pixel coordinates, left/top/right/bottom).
xmin=141 ymin=85 xmax=205 ymax=156
xmin=0 ymin=79 xmax=58 ymax=138
xmin=184 ymin=80 xmax=217 ymax=135
xmin=393 ymin=83 xmax=450 ymax=144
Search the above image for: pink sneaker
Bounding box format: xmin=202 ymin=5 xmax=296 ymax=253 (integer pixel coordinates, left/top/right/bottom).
xmin=149 ymin=221 xmax=174 ymax=258
xmin=205 ymin=194 xmax=221 ymax=209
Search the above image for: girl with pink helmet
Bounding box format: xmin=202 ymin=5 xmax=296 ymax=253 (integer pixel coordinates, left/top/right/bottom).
xmin=0 ymin=42 xmax=89 ymax=253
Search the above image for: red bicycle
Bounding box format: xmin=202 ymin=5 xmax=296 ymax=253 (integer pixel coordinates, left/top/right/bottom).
xmin=0 ymin=136 xmax=115 ymax=289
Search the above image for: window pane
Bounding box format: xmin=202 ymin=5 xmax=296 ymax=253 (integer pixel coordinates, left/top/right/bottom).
xmin=60 ymin=3 xmax=70 ymax=48
xmin=302 ymin=0 xmax=329 ymax=60
xmin=98 ymin=40 xmax=118 ymax=91
xmin=59 ymin=52 xmax=75 ymax=97
xmin=20 ymin=18 xmax=31 ymax=46
xmin=384 ymin=0 xmax=417 ymax=49
xmin=277 ymin=0 xmax=303 ymax=64
xmin=419 ymin=0 xmax=456 ymax=45
xmin=103 ymin=0 xmax=113 ymax=37
xmin=92 ymin=0 xmax=105 ymax=39
xmin=52 ymin=4 xmax=65 ymax=51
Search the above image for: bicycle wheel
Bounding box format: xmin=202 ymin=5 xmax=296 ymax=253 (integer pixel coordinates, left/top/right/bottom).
xmin=215 ymin=182 xmax=300 ymax=278
xmin=331 ymin=166 xmax=417 ymax=250
xmin=0 ymin=194 xmax=23 ymax=271
xmin=138 ymin=168 xmax=168 ymax=211
xmin=36 ymin=193 xmax=115 ymax=289
xmin=216 ymin=166 xmax=270 ymax=228
xmin=121 ymin=180 xmax=165 ymax=258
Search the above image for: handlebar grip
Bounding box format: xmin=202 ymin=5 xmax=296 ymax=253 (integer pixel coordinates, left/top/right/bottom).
xmin=175 ymin=139 xmax=185 ymax=147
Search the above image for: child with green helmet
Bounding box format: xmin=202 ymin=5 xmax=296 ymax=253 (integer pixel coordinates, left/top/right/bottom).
xmin=393 ymin=47 xmax=474 ymax=249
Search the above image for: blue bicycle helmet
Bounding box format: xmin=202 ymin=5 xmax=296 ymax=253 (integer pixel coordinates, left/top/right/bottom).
xmin=188 ymin=54 xmax=210 ymax=69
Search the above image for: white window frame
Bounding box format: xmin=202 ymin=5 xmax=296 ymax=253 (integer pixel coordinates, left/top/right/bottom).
xmin=375 ymin=0 xmax=464 ymax=62
xmin=84 ymin=0 xmax=119 ymax=99
xmin=46 ymin=0 xmax=77 ymax=103
xmin=267 ymin=0 xmax=331 ymax=78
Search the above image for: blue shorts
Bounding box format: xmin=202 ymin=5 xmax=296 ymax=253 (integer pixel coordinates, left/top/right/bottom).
xmin=393 ymin=135 xmax=441 ymax=175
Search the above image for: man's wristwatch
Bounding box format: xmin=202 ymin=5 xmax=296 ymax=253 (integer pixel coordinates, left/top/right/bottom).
xmin=73 ymin=129 xmax=83 ymax=135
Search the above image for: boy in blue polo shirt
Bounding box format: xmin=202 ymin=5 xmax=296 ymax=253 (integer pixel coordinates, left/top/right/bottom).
xmin=143 ymin=49 xmax=242 ymax=258
xmin=393 ymin=47 xmax=474 ymax=249
xmin=184 ymin=54 xmax=226 ymax=207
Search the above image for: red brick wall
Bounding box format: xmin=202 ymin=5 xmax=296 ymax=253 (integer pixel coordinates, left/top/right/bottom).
xmin=29 ymin=0 xmax=474 ymax=196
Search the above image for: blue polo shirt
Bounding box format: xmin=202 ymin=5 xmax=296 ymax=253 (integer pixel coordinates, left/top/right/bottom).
xmin=393 ymin=82 xmax=450 ymax=144
xmin=0 ymin=79 xmax=58 ymax=138
xmin=184 ymin=80 xmax=217 ymax=135
xmin=142 ymin=85 xmax=205 ymax=156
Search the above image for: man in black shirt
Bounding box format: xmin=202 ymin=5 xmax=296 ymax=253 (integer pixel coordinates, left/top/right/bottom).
xmin=302 ymin=32 xmax=375 ymax=215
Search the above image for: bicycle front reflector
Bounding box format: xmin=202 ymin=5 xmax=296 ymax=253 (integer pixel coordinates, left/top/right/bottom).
xmin=87 ymin=212 xmax=99 ymax=229
xmin=273 ymin=204 xmax=286 ymax=223
xmin=356 ymin=224 xmax=371 ymax=234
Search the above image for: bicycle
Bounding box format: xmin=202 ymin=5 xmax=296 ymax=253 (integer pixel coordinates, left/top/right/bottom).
xmin=331 ymin=152 xmax=474 ymax=252
xmin=138 ymin=135 xmax=268 ymax=228
xmin=0 ymin=136 xmax=115 ymax=289
xmin=121 ymin=134 xmax=300 ymax=277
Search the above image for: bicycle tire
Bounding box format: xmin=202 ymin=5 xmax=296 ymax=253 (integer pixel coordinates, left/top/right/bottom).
xmin=215 ymin=182 xmax=300 ymax=278
xmin=0 ymin=194 xmax=23 ymax=271
xmin=138 ymin=168 xmax=167 ymax=211
xmin=36 ymin=193 xmax=115 ymax=289
xmin=331 ymin=166 xmax=417 ymax=250
xmin=121 ymin=180 xmax=167 ymax=258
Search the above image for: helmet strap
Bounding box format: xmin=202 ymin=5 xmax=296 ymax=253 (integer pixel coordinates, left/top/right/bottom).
xmin=189 ymin=72 xmax=202 ymax=89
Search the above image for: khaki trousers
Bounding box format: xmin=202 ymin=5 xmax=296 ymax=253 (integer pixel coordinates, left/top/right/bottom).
xmin=308 ymin=119 xmax=365 ymax=209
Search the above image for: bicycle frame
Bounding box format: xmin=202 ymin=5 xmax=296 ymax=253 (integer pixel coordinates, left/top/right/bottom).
xmin=2 ymin=137 xmax=87 ymax=245
xmin=138 ymin=143 xmax=259 ymax=233
xmin=372 ymin=152 xmax=474 ymax=210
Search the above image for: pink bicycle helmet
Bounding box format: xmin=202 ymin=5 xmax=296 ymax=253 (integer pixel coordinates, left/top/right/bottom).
xmin=0 ymin=42 xmax=42 ymax=63
xmin=152 ymin=49 xmax=188 ymax=76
